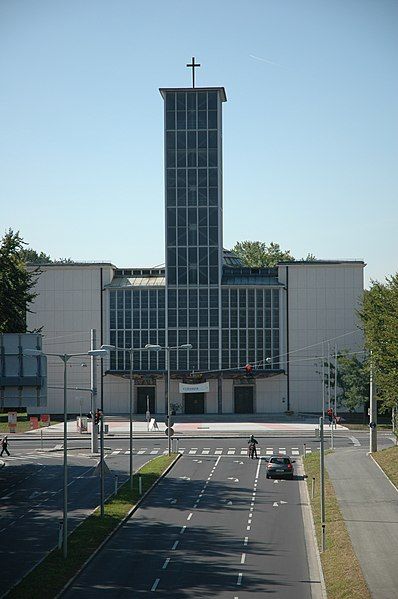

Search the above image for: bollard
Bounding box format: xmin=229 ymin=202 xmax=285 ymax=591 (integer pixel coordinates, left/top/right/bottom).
xmin=114 ymin=475 xmax=119 ymax=496
xmin=321 ymin=523 xmax=326 ymax=552
xmin=311 ymin=477 xmax=315 ymax=500
xmin=176 ymin=437 xmax=179 ymax=453
xmin=138 ymin=475 xmax=142 ymax=496
xmin=303 ymin=443 xmax=306 ymax=456
xmin=40 ymin=428 xmax=43 ymax=450
xmin=58 ymin=520 xmax=63 ymax=550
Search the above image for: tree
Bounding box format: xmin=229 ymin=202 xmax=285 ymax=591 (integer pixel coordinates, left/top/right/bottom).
xmin=359 ymin=275 xmax=398 ymax=412
xmin=0 ymin=229 xmax=39 ymax=333
xmin=19 ymin=248 xmax=52 ymax=264
xmin=320 ymin=350 xmax=369 ymax=416
xmin=232 ymin=241 xmax=295 ymax=268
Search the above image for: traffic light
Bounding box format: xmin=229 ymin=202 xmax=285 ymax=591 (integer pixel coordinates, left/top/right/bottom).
xmin=94 ymin=409 xmax=102 ymax=425
xmin=244 ymin=364 xmax=253 ymax=376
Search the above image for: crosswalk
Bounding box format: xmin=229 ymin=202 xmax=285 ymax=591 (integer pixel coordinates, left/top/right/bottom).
xmin=107 ymin=446 xmax=317 ymax=457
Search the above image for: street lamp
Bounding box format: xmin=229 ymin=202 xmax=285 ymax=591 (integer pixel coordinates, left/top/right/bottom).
xmin=100 ymin=343 xmax=152 ymax=490
xmin=23 ymin=347 xmax=109 ymax=559
xmin=145 ymin=343 xmax=193 ymax=455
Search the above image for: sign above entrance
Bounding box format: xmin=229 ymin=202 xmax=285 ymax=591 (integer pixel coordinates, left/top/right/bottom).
xmin=179 ymin=382 xmax=209 ymax=394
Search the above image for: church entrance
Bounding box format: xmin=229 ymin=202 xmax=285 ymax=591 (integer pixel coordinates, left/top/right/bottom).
xmin=137 ymin=387 xmax=156 ymax=414
xmin=184 ymin=393 xmax=205 ymax=414
xmin=234 ymin=387 xmax=254 ymax=413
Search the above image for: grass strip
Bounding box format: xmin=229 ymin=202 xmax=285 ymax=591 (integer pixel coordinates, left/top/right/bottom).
xmin=6 ymin=454 xmax=177 ymax=599
xmin=304 ymin=452 xmax=371 ymax=599
xmin=342 ymin=423 xmax=392 ymax=431
xmin=372 ymin=444 xmax=398 ymax=488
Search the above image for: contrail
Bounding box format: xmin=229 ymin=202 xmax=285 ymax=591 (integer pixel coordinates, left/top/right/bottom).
xmin=249 ymin=54 xmax=287 ymax=68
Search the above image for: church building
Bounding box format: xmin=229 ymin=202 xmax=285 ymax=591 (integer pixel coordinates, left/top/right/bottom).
xmin=27 ymin=65 xmax=364 ymax=416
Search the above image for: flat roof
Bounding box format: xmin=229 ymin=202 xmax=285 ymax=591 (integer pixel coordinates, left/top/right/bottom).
xmin=278 ymin=260 xmax=365 ymax=266
xmin=159 ymin=87 xmax=227 ymax=102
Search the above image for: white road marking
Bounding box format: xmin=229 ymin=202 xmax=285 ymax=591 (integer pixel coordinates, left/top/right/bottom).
xmin=278 ymin=448 xmax=286 ymax=455
xmin=151 ymin=578 xmax=160 ymax=591
xmin=150 ymin=450 xmax=159 ymax=454
xmin=273 ymin=501 xmax=279 ymax=507
xmin=241 ymin=450 xmax=247 ymax=455
xmin=179 ymin=448 xmax=185 ymax=453
xmin=280 ymin=500 xmax=287 ymax=504
xmin=189 ymin=449 xmax=197 ymax=454
xmin=241 ymin=553 xmax=246 ymax=564
xmin=266 ymin=450 xmax=273 ymax=455
xmin=162 ymin=558 xmax=170 ymax=569
xmin=292 ymin=449 xmax=299 ymax=455
xmin=202 ymin=449 xmax=210 ymax=454
xmin=180 ymin=526 xmax=186 ymax=534
xmin=137 ymin=450 xmax=146 ymax=455
xmin=237 ymin=573 xmax=243 ymax=585
xmin=215 ymin=449 xmax=222 ymax=454
xmin=111 ymin=450 xmax=121 ymax=455
xmin=172 ymin=540 xmax=179 ymax=550
xmin=244 ymin=536 xmax=248 ymax=546
xmin=187 ymin=512 xmax=193 ymax=521
xmin=349 ymin=436 xmax=361 ymax=447
xmin=247 ymin=525 xmax=250 ymax=530
xmin=228 ymin=450 xmax=235 ymax=455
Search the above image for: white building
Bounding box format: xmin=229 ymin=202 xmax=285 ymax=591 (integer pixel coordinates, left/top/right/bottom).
xmin=26 ymin=78 xmax=364 ymax=416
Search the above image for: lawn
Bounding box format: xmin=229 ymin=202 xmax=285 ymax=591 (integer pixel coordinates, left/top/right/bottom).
xmin=0 ymin=412 xmax=60 ymax=433
xmin=372 ymin=444 xmax=398 ymax=488
xmin=7 ymin=454 xmax=178 ymax=599
xmin=304 ymin=451 xmax=371 ymax=599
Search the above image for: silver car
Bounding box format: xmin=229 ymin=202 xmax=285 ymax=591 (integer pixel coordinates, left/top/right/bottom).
xmin=265 ymin=455 xmax=295 ymax=479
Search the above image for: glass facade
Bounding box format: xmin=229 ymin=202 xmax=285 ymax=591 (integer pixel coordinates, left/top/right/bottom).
xmin=107 ymin=86 xmax=282 ymax=379
xmin=164 ymin=88 xmax=224 ymax=371
xmin=221 ymin=288 xmax=280 ymax=370
xmin=109 ymin=289 xmax=166 ymax=371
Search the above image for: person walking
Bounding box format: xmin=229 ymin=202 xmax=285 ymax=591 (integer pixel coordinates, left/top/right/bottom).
xmin=1 ymin=436 xmax=10 ymax=457
xmin=248 ymin=434 xmax=259 ymax=459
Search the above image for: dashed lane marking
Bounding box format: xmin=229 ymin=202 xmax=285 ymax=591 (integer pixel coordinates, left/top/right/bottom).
xmin=241 ymin=553 xmax=246 ymax=564
xmin=151 ymin=578 xmax=160 ymax=591
xmin=162 ymin=558 xmax=170 ymax=570
xmin=172 ymin=540 xmax=179 ymax=550
xmin=237 ymin=573 xmax=243 ymax=586
xmin=180 ymin=525 xmax=186 ymax=534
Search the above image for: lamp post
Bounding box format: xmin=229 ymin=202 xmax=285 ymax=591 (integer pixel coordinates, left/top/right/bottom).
xmin=23 ymin=347 xmax=109 ymax=558
xmin=101 ymin=344 xmax=153 ymax=490
xmin=145 ymin=344 xmax=192 ymax=455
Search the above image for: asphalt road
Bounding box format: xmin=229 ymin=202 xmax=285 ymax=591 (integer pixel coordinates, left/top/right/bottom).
xmin=63 ymin=453 xmax=314 ymax=598
xmin=0 ymin=431 xmax=394 ymax=596
xmin=0 ymin=450 xmax=148 ymax=596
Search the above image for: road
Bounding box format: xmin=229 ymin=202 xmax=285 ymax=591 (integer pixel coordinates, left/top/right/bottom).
xmin=0 ymin=431 xmax=394 ymax=596
xmin=63 ymin=452 xmax=313 ymax=598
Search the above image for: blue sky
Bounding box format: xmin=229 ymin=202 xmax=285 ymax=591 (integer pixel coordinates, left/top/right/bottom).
xmin=1 ymin=0 xmax=397 ymax=286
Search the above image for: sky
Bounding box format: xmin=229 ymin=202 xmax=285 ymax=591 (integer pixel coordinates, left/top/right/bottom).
xmin=1 ymin=0 xmax=397 ymax=286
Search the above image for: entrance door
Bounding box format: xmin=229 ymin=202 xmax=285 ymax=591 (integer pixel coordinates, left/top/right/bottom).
xmin=137 ymin=387 xmax=155 ymax=414
xmin=184 ymin=393 xmax=205 ymax=414
xmin=234 ymin=387 xmax=254 ymax=413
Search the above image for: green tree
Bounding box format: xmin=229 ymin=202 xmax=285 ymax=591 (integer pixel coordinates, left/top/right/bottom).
xmin=19 ymin=247 xmax=52 ymax=264
xmin=0 ymin=229 xmax=39 ymax=333
xmin=320 ymin=350 xmax=369 ymax=415
xmin=232 ymin=241 xmax=295 ymax=267
xmin=359 ymin=275 xmax=398 ymax=412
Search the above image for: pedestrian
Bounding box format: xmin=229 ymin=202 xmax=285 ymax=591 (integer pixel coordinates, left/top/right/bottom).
xmin=1 ymin=436 xmax=10 ymax=457
xmin=248 ymin=434 xmax=259 ymax=459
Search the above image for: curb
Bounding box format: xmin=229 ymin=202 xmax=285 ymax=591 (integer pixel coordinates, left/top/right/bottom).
xmin=369 ymin=452 xmax=398 ymax=494
xmin=298 ymin=458 xmax=327 ymax=599
xmin=55 ymin=452 xmax=182 ymax=598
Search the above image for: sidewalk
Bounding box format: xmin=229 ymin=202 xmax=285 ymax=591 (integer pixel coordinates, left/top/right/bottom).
xmin=25 ymin=415 xmax=348 ymax=436
xmin=326 ymin=447 xmax=398 ymax=599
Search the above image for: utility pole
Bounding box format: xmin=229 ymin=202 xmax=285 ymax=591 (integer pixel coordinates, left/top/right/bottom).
xmin=90 ymin=329 xmax=99 ymax=454
xmin=320 ymin=416 xmax=326 ymax=551
xmin=369 ymin=351 xmax=377 ymax=453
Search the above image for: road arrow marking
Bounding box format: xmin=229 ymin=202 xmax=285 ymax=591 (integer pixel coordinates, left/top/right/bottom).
xmin=273 ymin=480 xmax=279 ymax=484
xmin=233 ymin=460 xmax=244 ymax=464
xmin=179 ymin=476 xmax=190 ymax=480
xmin=273 ymin=501 xmax=279 ymax=507
xmin=227 ymin=501 xmax=233 ymax=505
xmin=280 ymin=500 xmax=287 ymax=504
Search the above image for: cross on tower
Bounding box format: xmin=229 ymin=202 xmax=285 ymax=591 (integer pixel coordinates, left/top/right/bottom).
xmin=186 ymin=57 xmax=201 ymax=88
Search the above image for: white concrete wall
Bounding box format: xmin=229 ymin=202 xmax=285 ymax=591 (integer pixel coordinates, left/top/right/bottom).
xmin=256 ymin=375 xmax=287 ymax=412
xmin=27 ymin=264 xmax=114 ymax=415
xmin=280 ymin=263 xmax=364 ymax=413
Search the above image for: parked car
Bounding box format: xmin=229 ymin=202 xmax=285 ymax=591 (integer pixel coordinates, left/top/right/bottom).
xmin=265 ymin=455 xmax=295 ymax=479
